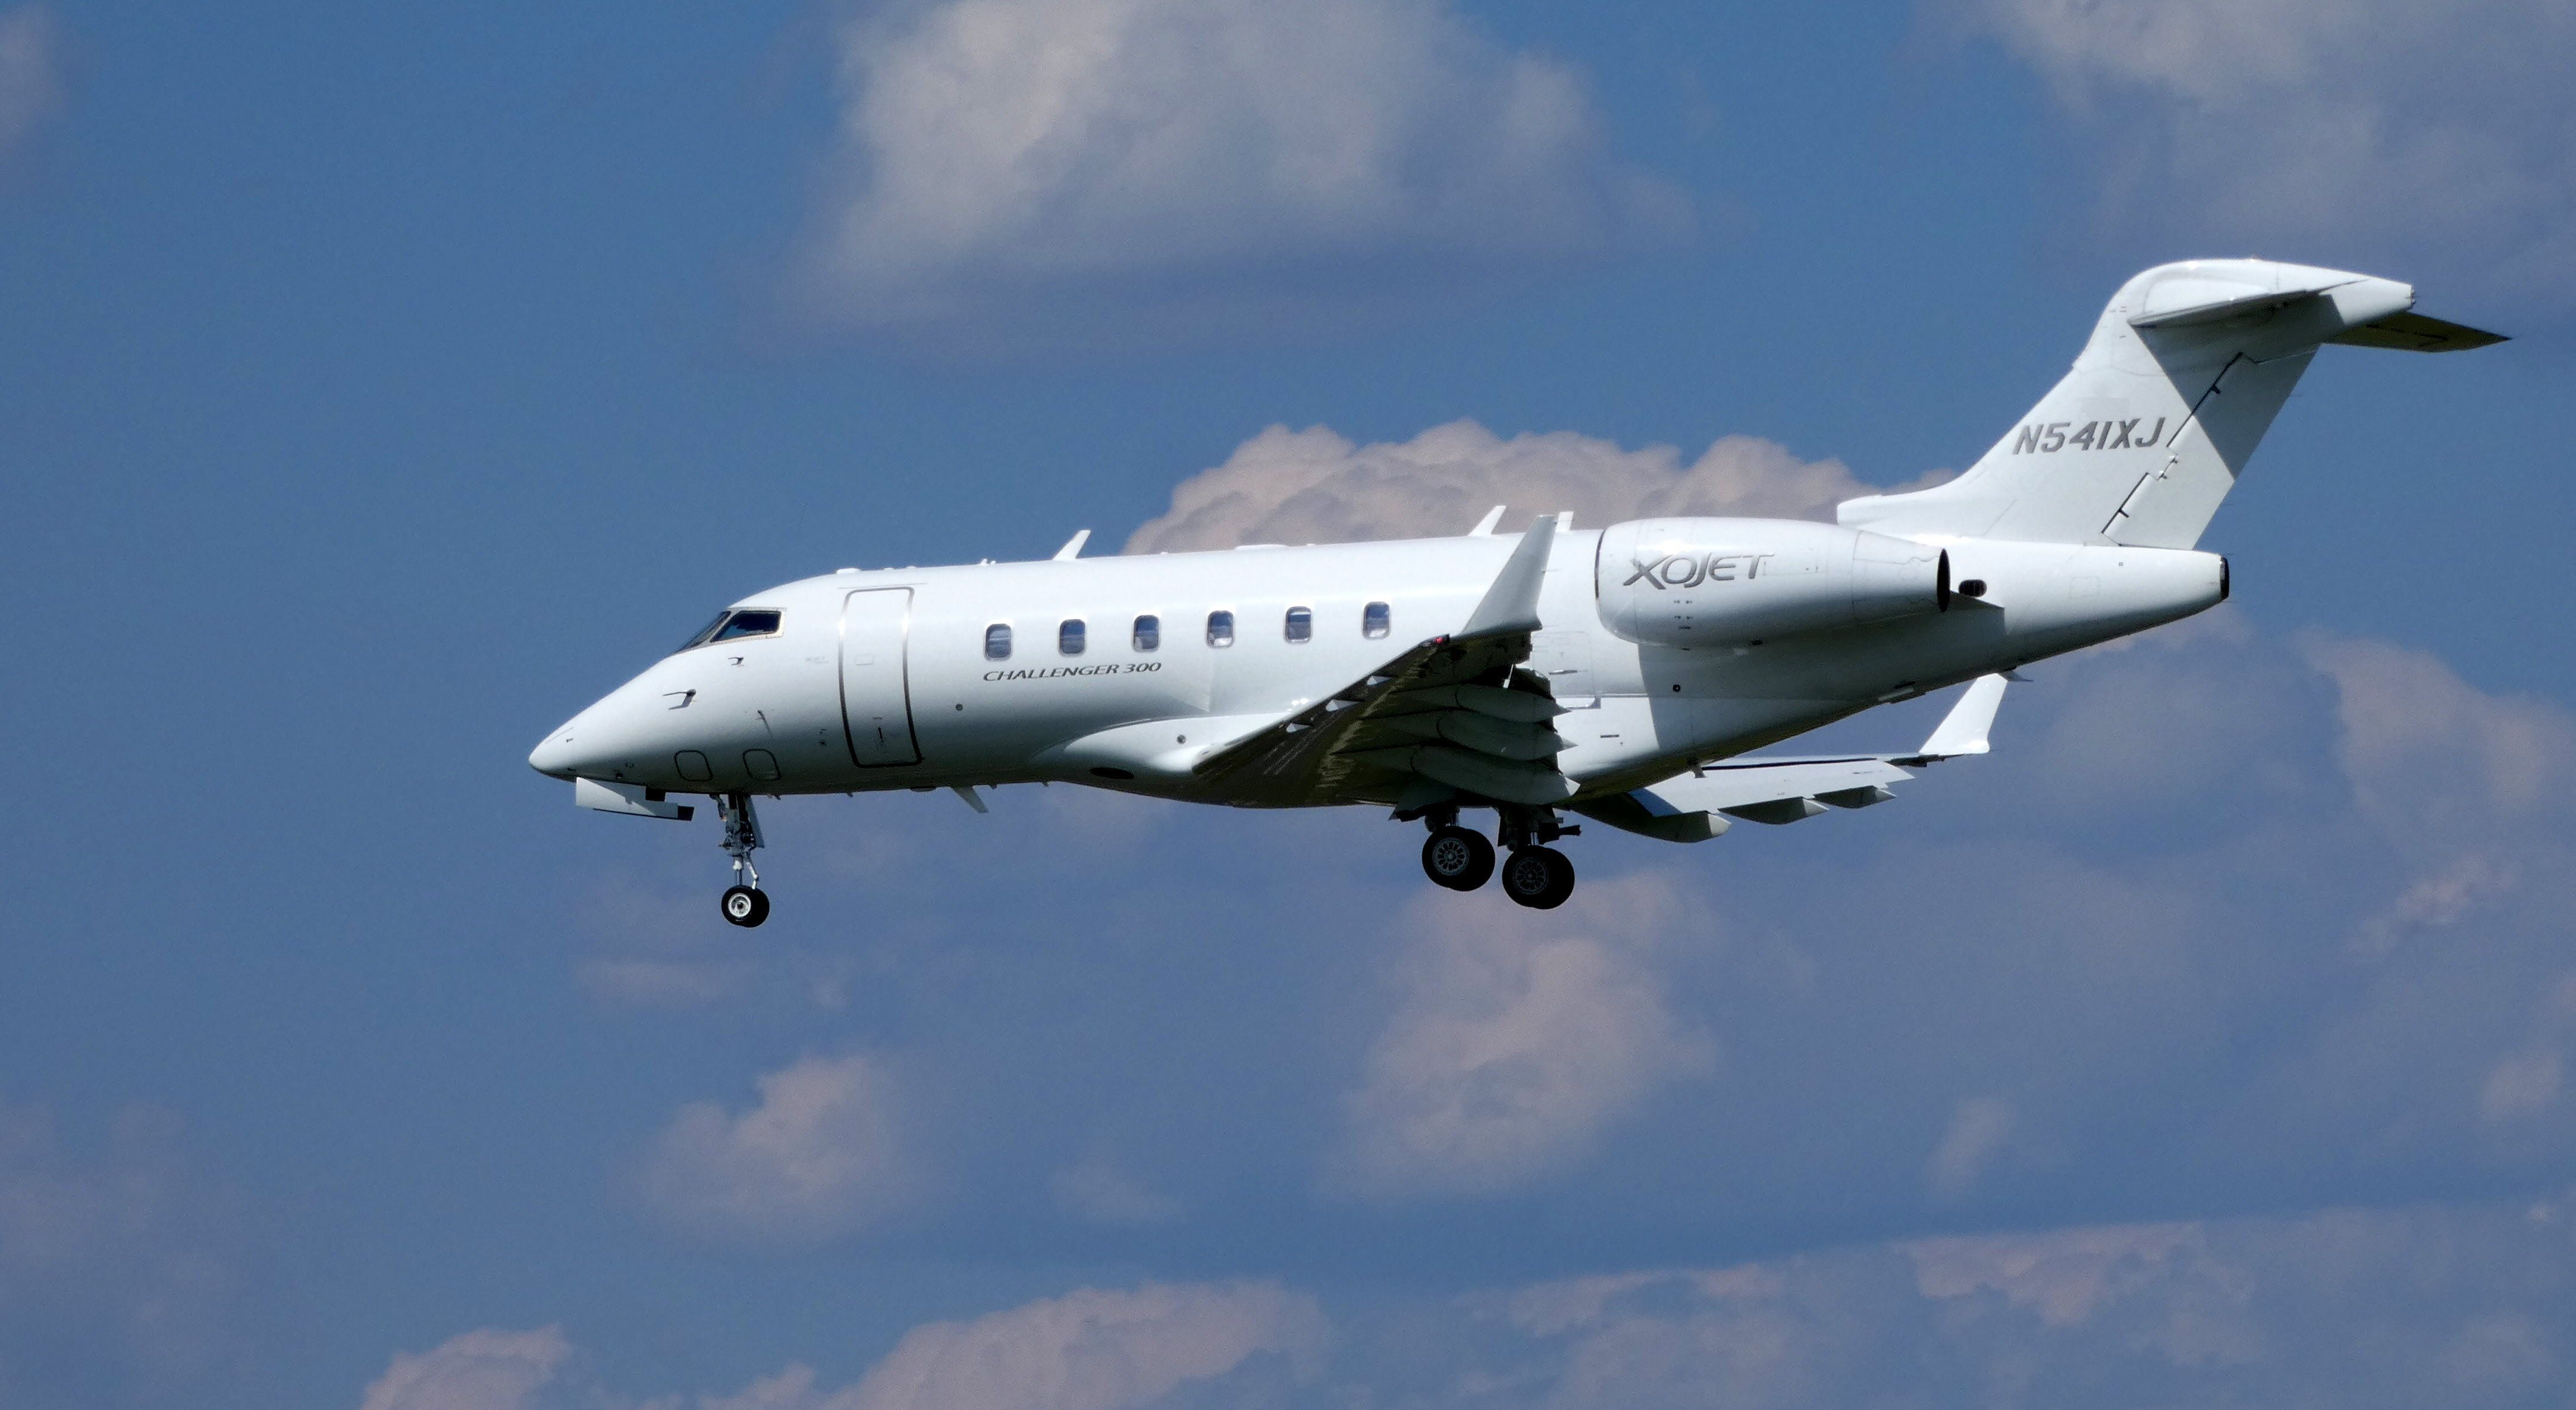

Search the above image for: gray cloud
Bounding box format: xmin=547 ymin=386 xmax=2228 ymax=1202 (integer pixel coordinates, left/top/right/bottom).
xmin=387 ymin=1282 xmax=1328 ymax=1410
xmin=785 ymin=0 xmax=1687 ymax=351
xmin=0 ymin=5 xmax=61 ymax=161
xmin=1050 ymin=1147 xmax=1186 ymax=1226
xmin=362 ymin=1196 xmax=2576 ymax=1406
xmin=0 ymin=1095 xmax=240 ymax=1408
xmin=1323 ymin=875 xmax=1715 ymax=1201
xmin=1925 ymin=1095 xmax=2017 ymax=1203
xmin=1956 ymin=0 xmax=2576 ymax=304
xmin=1127 ymin=420 xmax=1921 ymax=553
xmin=634 ymin=1054 xmax=915 ymax=1244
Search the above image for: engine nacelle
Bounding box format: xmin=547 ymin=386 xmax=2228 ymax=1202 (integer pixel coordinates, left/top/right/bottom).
xmin=1595 ymin=518 xmax=1949 ymax=647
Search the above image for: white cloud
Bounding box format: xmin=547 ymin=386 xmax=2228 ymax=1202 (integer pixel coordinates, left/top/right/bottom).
xmin=357 ymin=1327 xmax=572 ymax=1410
xmin=2302 ymin=635 xmax=2576 ymax=844
xmin=1324 ymin=875 xmax=1714 ymax=1201
xmin=1127 ymin=419 xmax=1909 ymax=552
xmin=0 ymin=5 xmax=61 ymax=161
xmin=1958 ymin=0 xmax=2576 ymax=302
xmin=693 ymin=1283 xmax=1327 ymax=1410
xmin=787 ymin=0 xmax=1687 ymax=349
xmin=357 ymin=1197 xmax=2576 ymax=1408
xmin=635 ymin=1054 xmax=914 ymax=1243
xmin=1905 ymin=1221 xmax=2209 ymax=1327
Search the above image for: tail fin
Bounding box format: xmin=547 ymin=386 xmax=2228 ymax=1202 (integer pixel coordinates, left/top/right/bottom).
xmin=1838 ymin=259 xmax=2504 ymax=548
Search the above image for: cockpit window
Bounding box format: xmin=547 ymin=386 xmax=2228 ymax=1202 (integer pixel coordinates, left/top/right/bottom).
xmin=681 ymin=611 xmax=731 ymax=651
xmin=711 ymin=610 xmax=782 ymax=642
xmin=682 ymin=609 xmax=782 ymax=652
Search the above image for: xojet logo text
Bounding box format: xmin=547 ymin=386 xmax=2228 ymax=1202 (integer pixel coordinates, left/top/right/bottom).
xmin=1623 ymin=551 xmax=1775 ymax=589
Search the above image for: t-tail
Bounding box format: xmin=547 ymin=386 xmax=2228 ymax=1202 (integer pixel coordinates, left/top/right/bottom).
xmin=1837 ymin=259 xmax=2505 ymax=549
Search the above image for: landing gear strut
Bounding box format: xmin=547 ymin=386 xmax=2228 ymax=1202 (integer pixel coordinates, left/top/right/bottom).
xmin=716 ymin=791 xmax=768 ymax=927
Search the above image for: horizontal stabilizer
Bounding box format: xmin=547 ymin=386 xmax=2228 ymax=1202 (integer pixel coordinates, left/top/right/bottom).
xmin=2327 ymin=311 xmax=2508 ymax=352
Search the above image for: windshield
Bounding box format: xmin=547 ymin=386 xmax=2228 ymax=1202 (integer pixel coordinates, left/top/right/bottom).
xmin=713 ymin=610 xmax=782 ymax=642
xmin=680 ymin=611 xmax=730 ymax=652
xmin=679 ymin=608 xmax=783 ymax=652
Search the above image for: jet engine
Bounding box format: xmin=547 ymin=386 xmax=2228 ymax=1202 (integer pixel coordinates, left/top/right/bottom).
xmin=1595 ymin=518 xmax=1949 ymax=647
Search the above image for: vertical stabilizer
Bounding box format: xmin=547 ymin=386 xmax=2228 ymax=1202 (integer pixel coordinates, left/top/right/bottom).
xmin=1837 ymin=260 xmax=2495 ymax=549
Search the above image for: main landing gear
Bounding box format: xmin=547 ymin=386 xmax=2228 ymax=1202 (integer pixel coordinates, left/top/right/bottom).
xmin=1412 ymin=805 xmax=1577 ymax=909
xmin=716 ymin=791 xmax=769 ymax=928
xmin=1422 ymin=826 xmax=1495 ymax=891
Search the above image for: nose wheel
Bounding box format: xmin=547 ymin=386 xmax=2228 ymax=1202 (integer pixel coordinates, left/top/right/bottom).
xmin=721 ymin=885 xmax=770 ymax=927
xmin=716 ymin=791 xmax=769 ymax=927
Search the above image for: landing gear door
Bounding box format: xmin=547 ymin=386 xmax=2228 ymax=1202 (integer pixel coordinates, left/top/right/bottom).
xmin=839 ymin=589 xmax=923 ymax=767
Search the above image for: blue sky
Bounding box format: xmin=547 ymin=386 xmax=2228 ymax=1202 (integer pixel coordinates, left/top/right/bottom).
xmin=4 ymin=2 xmax=2574 ymax=1407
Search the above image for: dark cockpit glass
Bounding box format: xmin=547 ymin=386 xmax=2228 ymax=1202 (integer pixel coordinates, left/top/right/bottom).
xmin=682 ymin=608 xmax=783 ymax=652
xmin=713 ymin=610 xmax=782 ymax=642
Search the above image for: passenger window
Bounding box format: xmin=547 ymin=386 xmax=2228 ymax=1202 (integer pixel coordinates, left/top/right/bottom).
xmin=711 ymin=610 xmax=782 ymax=642
xmin=1059 ymin=619 xmax=1086 ymax=655
xmin=1363 ymin=601 xmax=1391 ymax=639
xmin=1206 ymin=610 xmax=1235 ymax=648
xmin=1132 ymin=614 xmax=1160 ymax=652
xmin=984 ymin=623 xmax=1012 ymax=661
xmin=1285 ymin=606 xmax=1313 ymax=643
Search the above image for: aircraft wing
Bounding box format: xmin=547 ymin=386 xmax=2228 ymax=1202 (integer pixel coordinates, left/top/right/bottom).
xmin=1573 ymin=674 xmax=2009 ymax=841
xmin=1188 ymin=517 xmax=1576 ymax=809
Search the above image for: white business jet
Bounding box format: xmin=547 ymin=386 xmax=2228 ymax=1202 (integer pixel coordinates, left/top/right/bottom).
xmin=532 ymin=260 xmax=2501 ymax=926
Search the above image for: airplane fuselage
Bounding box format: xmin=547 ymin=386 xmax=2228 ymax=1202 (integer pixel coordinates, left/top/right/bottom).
xmin=530 ymin=524 xmax=2224 ymax=805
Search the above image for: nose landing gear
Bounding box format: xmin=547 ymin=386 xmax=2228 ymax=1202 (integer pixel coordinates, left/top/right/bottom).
xmin=717 ymin=791 xmax=768 ymax=927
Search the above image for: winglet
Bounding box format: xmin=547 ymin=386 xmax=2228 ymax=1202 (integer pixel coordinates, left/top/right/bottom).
xmin=1909 ymin=674 xmax=2007 ymax=762
xmin=1467 ymin=505 xmax=1507 ymax=536
xmin=1052 ymin=529 xmax=1091 ymax=560
xmin=1458 ymin=516 xmax=1557 ymax=639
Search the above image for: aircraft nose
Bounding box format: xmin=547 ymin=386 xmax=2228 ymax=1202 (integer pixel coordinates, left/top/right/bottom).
xmin=529 ymin=717 xmax=585 ymax=779
xmin=531 ymin=701 xmax=610 ymax=783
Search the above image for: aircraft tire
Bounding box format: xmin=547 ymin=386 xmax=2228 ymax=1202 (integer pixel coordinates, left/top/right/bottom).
xmin=720 ymin=885 xmax=770 ymax=928
xmin=1421 ymin=826 xmax=1495 ymax=891
xmin=1499 ymin=846 xmax=1574 ymax=909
